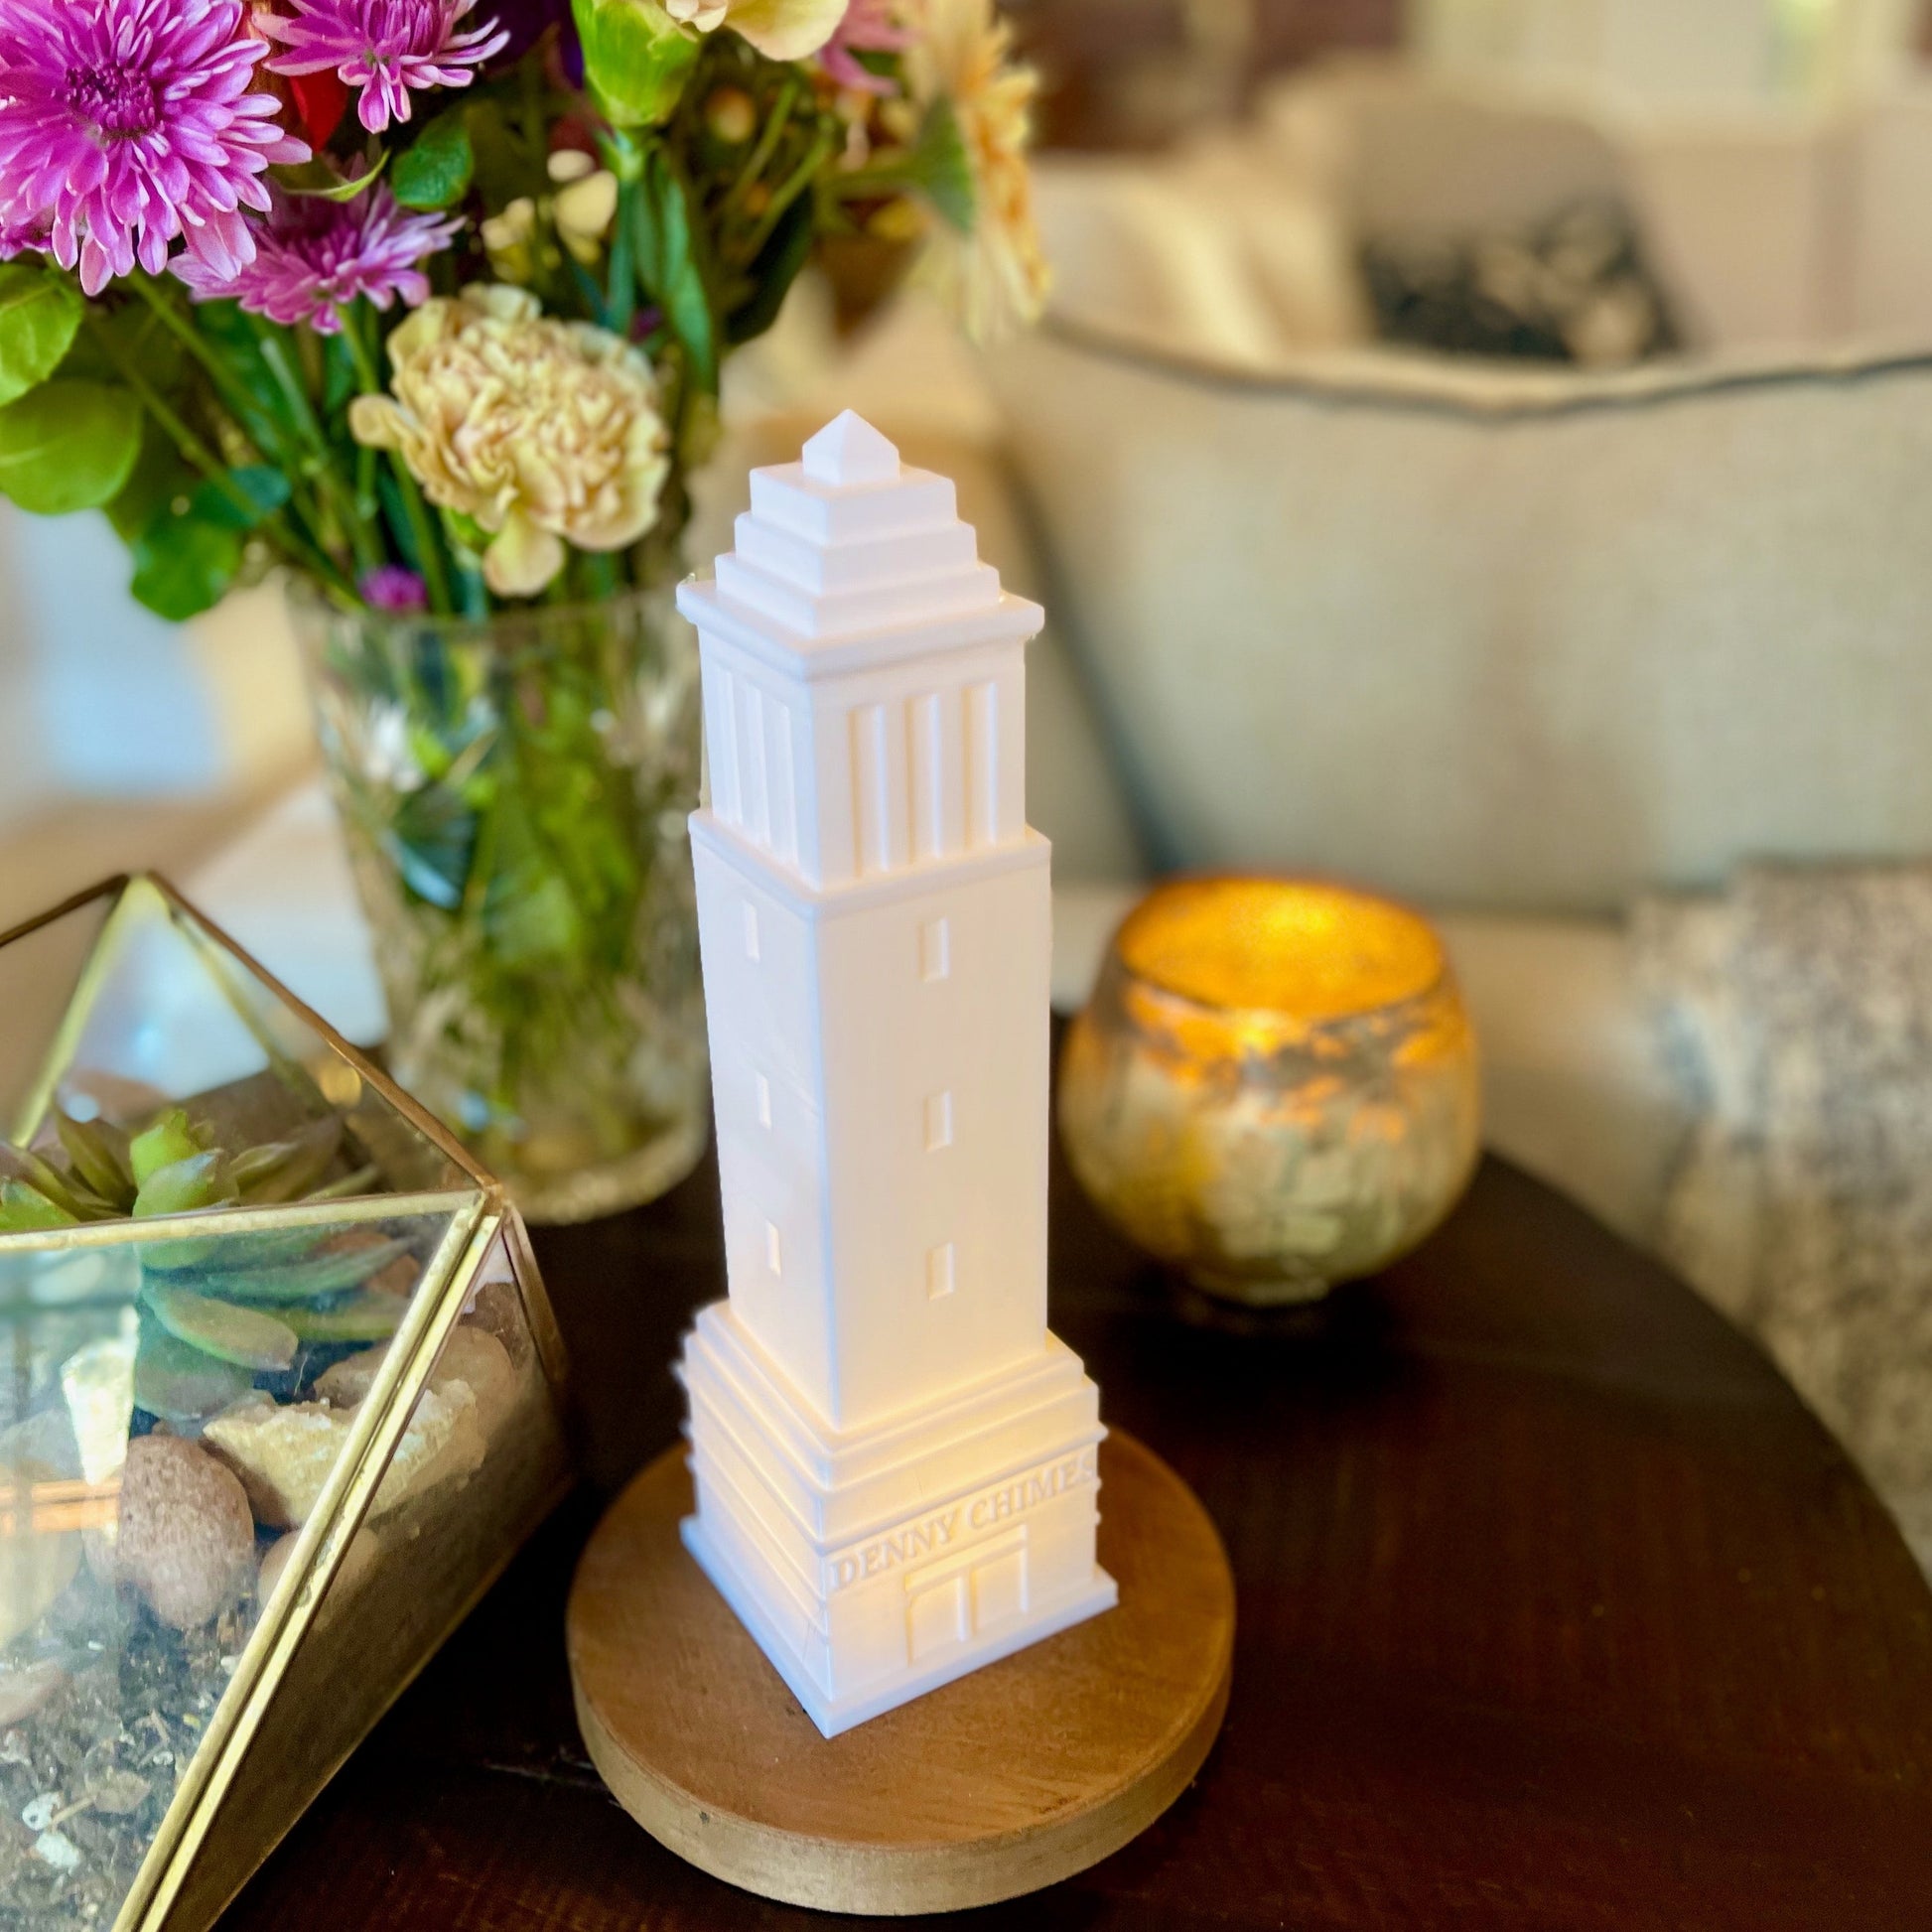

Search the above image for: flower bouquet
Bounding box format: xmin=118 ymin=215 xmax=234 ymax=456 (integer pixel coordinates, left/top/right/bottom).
xmin=0 ymin=0 xmax=1046 ymax=1218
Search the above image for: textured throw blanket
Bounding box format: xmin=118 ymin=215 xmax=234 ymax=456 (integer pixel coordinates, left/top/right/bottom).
xmin=1636 ymin=867 xmax=1932 ymax=1570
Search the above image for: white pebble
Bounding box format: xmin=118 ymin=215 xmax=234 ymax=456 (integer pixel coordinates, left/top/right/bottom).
xmin=33 ymin=1829 xmax=79 ymax=1870
xmin=21 ymin=1793 xmax=60 ymax=1831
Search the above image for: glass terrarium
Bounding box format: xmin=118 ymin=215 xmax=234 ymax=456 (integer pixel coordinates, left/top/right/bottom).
xmin=0 ymin=876 xmax=572 ymax=1931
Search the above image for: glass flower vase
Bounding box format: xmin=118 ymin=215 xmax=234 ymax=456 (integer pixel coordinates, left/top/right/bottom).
xmin=292 ymin=583 xmax=708 ymax=1224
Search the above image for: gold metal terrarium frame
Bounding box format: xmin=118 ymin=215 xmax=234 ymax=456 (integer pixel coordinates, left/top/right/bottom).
xmin=0 ymin=875 xmax=573 ymax=1932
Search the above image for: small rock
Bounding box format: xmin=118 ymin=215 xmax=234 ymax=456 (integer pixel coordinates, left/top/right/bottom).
xmin=21 ymin=1792 xmax=59 ymax=1831
xmin=315 ymin=1325 xmax=514 ymax=1419
xmin=115 ymin=1436 xmax=255 ymax=1629
xmin=0 ymin=1661 xmax=65 ymax=1728
xmin=436 ymin=1326 xmax=517 ymax=1418
xmin=256 ymin=1531 xmax=298 ymax=1603
xmin=311 ymin=1350 xmax=375 ymax=1410
xmin=87 ymin=1771 xmax=150 ymax=1816
xmin=258 ymin=1526 xmax=381 ymax=1623
xmin=463 ymin=1277 xmax=532 ymax=1369
xmin=207 ymin=1382 xmax=483 ymax=1530
xmin=32 ymin=1828 xmax=79 ymax=1870
xmin=204 ymin=1402 xmax=341 ymax=1530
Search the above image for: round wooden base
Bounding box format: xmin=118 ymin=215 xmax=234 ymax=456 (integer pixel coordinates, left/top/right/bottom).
xmin=567 ymin=1430 xmax=1234 ymax=1915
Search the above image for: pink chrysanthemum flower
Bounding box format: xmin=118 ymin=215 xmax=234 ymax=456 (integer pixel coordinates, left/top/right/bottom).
xmin=820 ymin=0 xmax=909 ymax=95
xmin=0 ymin=0 xmax=308 ymax=297
xmin=175 ymin=182 xmax=459 ymax=332
xmin=0 ymin=209 xmax=52 ymax=261
xmin=262 ymin=0 xmax=508 ymax=134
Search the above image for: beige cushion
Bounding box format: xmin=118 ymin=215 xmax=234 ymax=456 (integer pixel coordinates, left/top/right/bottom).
xmin=1033 ymin=145 xmax=1368 ymax=365
xmin=987 ymin=324 xmax=1932 ymax=914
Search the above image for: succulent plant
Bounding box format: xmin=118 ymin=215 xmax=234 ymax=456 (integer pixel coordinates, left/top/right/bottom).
xmin=1 ymin=1107 xmax=412 ymax=1426
xmin=0 ymin=1108 xmax=375 ymax=1234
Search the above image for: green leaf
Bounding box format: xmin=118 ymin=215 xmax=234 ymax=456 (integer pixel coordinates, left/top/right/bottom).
xmin=282 ymin=1291 xmax=407 ymax=1344
xmin=131 ymin=1110 xmax=203 ymax=1187
xmin=131 ymin=513 xmax=241 ymax=621
xmin=106 ymin=420 xmax=195 ymax=544
xmin=0 ymin=1179 xmax=75 ymax=1234
xmin=196 ymin=1238 xmax=415 ymax=1306
xmin=229 ymin=1117 xmax=344 ymax=1203
xmin=632 ymin=150 xmax=717 ymax=393
xmin=56 ymin=1112 xmax=135 ymax=1211
xmin=0 ymin=379 xmax=141 ymax=515
xmin=464 ymin=97 xmax=537 ymax=210
xmin=910 ymin=96 xmax=976 ymax=233
xmin=133 ymin=1325 xmax=255 ymax=1425
xmin=201 ymin=464 xmax=291 ymax=531
xmin=393 ymin=109 xmax=474 ymax=210
xmin=191 ymin=300 xmax=302 ymax=451
xmin=0 ymin=265 xmax=82 ymax=407
xmin=2 ymin=1142 xmax=102 ymax=1220
xmin=58 ymin=300 xmax=184 ymax=393
xmin=280 ymin=153 xmax=389 ymax=201
xmin=323 ymin=331 xmax=357 ymax=415
xmin=133 ymin=1151 xmax=237 ymax=1218
xmin=129 ymin=470 xmax=288 ymax=620
xmin=575 ymin=0 xmax=701 ymax=128
xmin=142 ymin=1282 xmax=298 ymax=1372
xmin=142 ymin=1224 xmax=331 ymax=1279
xmin=727 ymin=192 xmax=815 ymax=347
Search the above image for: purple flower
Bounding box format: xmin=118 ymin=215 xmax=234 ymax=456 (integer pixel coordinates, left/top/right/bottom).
xmin=0 ymin=0 xmax=309 ymax=297
xmin=359 ymin=563 xmax=427 ymax=610
xmin=174 ymin=181 xmax=459 ymax=332
xmin=819 ymin=0 xmax=908 ymax=96
xmin=262 ymin=0 xmax=508 ymax=134
xmin=0 ymin=209 xmax=52 ymax=261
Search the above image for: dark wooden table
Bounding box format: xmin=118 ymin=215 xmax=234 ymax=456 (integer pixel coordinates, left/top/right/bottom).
xmin=222 ymin=1102 xmax=1932 ymax=1927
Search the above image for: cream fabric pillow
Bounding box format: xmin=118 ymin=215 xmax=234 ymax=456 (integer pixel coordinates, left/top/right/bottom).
xmin=1033 ymin=145 xmax=1368 ymax=365
xmin=987 ymin=325 xmax=1932 ymax=914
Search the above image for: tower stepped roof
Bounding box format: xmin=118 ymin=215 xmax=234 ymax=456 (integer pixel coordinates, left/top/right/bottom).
xmin=680 ymin=411 xmax=1041 ymax=677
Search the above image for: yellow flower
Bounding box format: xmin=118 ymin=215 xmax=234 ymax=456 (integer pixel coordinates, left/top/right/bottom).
xmin=349 ymin=286 xmax=670 ymax=599
xmin=904 ymin=0 xmax=1049 ymax=342
xmin=480 ymin=196 xmax=537 ymax=282
xmin=662 ymin=0 xmax=846 ymax=62
xmin=549 ymin=150 xmax=621 ymax=266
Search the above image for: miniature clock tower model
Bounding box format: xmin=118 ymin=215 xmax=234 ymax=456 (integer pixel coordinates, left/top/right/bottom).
xmin=674 ymin=410 xmax=1117 ymax=1736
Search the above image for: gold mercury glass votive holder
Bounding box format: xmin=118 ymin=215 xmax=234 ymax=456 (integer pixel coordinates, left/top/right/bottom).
xmin=1058 ymin=877 xmax=1481 ymax=1305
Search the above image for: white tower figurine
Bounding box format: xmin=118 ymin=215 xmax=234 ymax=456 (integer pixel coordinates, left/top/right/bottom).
xmin=675 ymin=411 xmax=1117 ymax=1736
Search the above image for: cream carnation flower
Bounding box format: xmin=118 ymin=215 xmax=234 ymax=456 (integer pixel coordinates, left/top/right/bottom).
xmin=349 ymin=285 xmax=669 ymax=597
xmin=662 ymin=0 xmax=847 ymax=62
xmin=904 ymin=0 xmax=1049 ymax=342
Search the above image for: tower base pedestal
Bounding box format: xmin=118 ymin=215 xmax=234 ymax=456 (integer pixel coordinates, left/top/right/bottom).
xmin=567 ymin=1431 xmax=1234 ymax=1916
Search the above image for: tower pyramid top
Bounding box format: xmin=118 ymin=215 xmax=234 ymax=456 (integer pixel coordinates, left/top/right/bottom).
xmin=801 ymin=410 xmax=901 ymax=488
xmin=677 ymin=410 xmax=1042 ymax=680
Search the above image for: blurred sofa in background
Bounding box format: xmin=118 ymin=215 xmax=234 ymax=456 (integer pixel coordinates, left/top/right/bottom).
xmin=14 ymin=54 xmax=1932 ymax=1278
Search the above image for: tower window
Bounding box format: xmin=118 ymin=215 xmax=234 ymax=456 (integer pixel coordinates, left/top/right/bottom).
xmin=924 ymin=1091 xmax=953 ymax=1152
xmin=743 ymin=901 xmax=761 ymax=961
xmin=757 ymin=1072 xmax=772 ymax=1129
xmin=919 ymin=916 xmax=950 ymax=982
xmin=926 ymin=1242 xmax=956 ymax=1300
xmin=765 ymin=1221 xmax=782 ymax=1276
